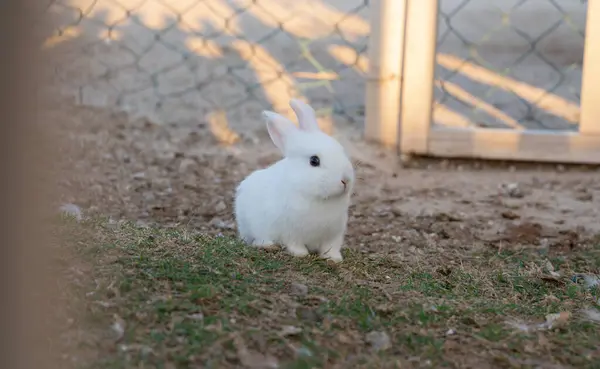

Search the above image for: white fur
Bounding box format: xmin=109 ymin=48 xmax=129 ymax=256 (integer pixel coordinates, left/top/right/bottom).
xmin=234 ymin=99 xmax=354 ymax=262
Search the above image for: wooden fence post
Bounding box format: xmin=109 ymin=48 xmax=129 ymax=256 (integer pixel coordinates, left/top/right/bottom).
xmin=364 ymin=0 xmax=407 ymax=148
xmin=399 ymin=0 xmax=439 ymax=154
xmin=579 ymin=0 xmax=600 ymax=135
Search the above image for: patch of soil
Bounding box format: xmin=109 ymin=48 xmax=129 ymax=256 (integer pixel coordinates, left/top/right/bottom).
xmin=52 ymin=98 xmax=600 ymax=251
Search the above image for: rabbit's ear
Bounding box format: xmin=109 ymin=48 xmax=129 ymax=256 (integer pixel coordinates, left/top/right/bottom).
xmin=290 ymin=99 xmax=320 ymax=132
xmin=263 ymin=111 xmax=298 ymax=153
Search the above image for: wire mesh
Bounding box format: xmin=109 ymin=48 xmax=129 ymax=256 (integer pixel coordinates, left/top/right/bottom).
xmin=43 ymin=0 xmax=589 ymax=139
xmin=42 ymin=0 xmax=370 ymax=138
xmin=434 ymin=0 xmax=588 ymax=131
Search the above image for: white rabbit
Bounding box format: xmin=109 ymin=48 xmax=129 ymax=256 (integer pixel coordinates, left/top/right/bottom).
xmin=234 ymin=99 xmax=354 ymax=262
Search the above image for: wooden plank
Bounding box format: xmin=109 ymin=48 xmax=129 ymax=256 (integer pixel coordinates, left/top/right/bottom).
xmin=437 ymin=54 xmax=580 ymax=125
xmin=423 ymin=127 xmax=600 ymax=164
xmin=364 ymin=0 xmax=407 ymax=148
xmin=579 ymin=0 xmax=600 ymax=135
xmin=399 ymin=0 xmax=439 ymax=154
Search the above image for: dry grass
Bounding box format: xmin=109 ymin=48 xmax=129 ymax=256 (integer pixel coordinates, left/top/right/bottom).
xmin=55 ymin=215 xmax=600 ymax=369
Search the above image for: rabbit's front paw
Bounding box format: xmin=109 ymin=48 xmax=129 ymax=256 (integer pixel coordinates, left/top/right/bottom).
xmin=286 ymin=243 xmax=310 ymax=258
xmin=319 ymin=236 xmax=344 ymax=263
xmin=320 ymin=250 xmax=343 ymax=263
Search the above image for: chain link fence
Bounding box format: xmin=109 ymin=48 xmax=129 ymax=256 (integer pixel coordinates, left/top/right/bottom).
xmin=43 ymin=0 xmax=370 ymax=140
xmin=43 ymin=0 xmax=589 ymax=139
xmin=434 ymin=0 xmax=588 ymax=131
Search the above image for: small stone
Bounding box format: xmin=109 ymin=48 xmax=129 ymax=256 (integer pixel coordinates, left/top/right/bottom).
xmin=391 ymin=206 xmax=403 ymax=217
xmin=186 ymin=313 xmax=204 ymax=321
xmin=215 ymin=201 xmax=227 ymax=212
xmin=234 ymin=335 xmax=279 ymax=369
xmin=583 ymin=309 xmax=600 ymax=323
xmin=295 ymin=346 xmax=313 ymax=357
xmin=143 ymin=192 xmax=155 ymax=201
xmin=140 ymin=345 xmax=153 ymax=356
xmin=501 ymin=211 xmax=520 ymax=220
xmin=279 ymin=325 xmax=302 ymax=337
xmin=337 ymin=332 xmax=353 ymax=344
xmin=111 ymin=315 xmax=126 ymax=341
xmin=59 ymin=203 xmax=83 ymax=221
xmin=375 ymin=304 xmax=394 ymax=314
xmin=499 ymin=182 xmax=524 ymax=198
xmin=179 ymin=158 xmax=196 ymax=173
xmin=576 ymin=192 xmax=593 ymax=202
xmin=544 ymin=260 xmax=556 ymax=273
xmin=365 ymin=331 xmax=391 ymax=352
xmin=136 ymin=220 xmax=150 ymax=228
xmin=296 ymin=307 xmax=321 ymax=323
xmin=290 ymin=282 xmax=308 ymax=296
xmin=573 ymin=274 xmax=600 ymax=289
xmin=209 ymin=217 xmax=234 ymax=229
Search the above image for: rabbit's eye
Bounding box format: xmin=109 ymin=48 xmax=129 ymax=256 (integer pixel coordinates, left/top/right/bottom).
xmin=309 ymin=155 xmax=320 ymax=167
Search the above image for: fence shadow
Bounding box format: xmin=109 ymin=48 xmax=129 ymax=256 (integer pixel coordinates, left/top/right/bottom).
xmin=42 ymin=0 xmax=371 ymax=144
xmin=43 ymin=0 xmax=587 ymax=145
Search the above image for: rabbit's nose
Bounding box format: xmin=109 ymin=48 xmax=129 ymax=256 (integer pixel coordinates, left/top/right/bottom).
xmin=341 ymin=179 xmax=348 ymax=189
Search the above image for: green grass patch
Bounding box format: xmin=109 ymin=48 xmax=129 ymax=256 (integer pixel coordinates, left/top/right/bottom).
xmin=56 ymin=218 xmax=600 ymax=369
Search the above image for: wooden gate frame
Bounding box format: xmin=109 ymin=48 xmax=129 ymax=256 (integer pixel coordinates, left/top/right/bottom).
xmin=365 ymin=0 xmax=600 ymax=164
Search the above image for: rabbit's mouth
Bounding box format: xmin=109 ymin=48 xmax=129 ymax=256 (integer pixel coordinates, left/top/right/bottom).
xmin=321 ymin=187 xmax=350 ymax=201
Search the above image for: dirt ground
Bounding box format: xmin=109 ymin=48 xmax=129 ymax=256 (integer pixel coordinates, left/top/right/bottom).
xmin=53 ymin=94 xmax=600 ymax=244
xmin=39 ymin=1 xmax=600 ymax=367
xmin=46 ymin=94 xmax=600 ymax=369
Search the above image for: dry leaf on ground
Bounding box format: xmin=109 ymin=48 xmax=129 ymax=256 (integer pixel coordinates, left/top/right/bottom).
xmin=507 ymin=311 xmax=571 ymax=333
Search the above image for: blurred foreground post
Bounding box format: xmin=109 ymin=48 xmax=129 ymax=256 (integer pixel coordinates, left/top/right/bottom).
xmin=0 ymin=0 xmax=58 ymax=368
